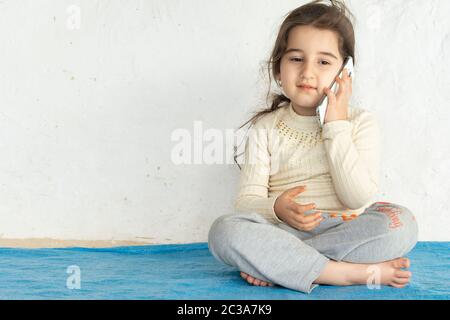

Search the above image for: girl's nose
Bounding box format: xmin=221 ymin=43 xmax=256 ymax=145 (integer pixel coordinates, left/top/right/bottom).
xmin=300 ymin=63 xmax=315 ymax=79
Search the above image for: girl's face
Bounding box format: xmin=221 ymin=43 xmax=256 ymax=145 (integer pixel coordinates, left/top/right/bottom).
xmin=278 ymin=25 xmax=345 ymax=115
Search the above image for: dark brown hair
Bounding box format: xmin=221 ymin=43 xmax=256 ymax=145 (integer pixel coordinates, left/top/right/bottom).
xmin=233 ymin=0 xmax=356 ymax=169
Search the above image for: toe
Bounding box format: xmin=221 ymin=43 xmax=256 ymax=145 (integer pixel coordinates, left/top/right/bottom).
xmin=391 ymin=282 xmax=407 ymax=289
xmin=403 ymin=258 xmax=411 ymax=268
xmin=395 ymin=270 xmax=412 ymax=278
xmin=394 ymin=257 xmax=410 ymax=269
xmin=393 ymin=277 xmax=410 ymax=285
xmin=262 ymin=280 xmax=275 ymax=287
xmin=240 ymin=272 xmax=275 ymax=287
xmin=400 ymin=258 xmax=411 ymax=268
xmin=392 ymin=258 xmax=403 ymax=268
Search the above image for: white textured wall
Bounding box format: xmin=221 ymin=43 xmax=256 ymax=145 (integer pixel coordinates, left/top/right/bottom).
xmin=0 ymin=0 xmax=448 ymax=243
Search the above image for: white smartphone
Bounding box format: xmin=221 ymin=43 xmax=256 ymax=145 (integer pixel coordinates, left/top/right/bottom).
xmin=316 ymin=56 xmax=354 ymax=127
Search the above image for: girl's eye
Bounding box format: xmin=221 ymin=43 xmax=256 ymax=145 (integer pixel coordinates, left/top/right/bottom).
xmin=289 ymin=58 xmax=330 ymax=65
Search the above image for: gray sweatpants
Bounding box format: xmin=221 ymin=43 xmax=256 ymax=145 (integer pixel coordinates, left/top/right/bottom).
xmin=208 ymin=202 xmax=418 ymax=293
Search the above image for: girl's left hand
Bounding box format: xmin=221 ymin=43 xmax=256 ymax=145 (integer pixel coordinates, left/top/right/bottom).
xmin=323 ymin=68 xmax=352 ymax=124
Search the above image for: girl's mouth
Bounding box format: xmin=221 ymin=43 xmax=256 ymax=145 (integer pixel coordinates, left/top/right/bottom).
xmin=298 ymin=86 xmax=316 ymax=91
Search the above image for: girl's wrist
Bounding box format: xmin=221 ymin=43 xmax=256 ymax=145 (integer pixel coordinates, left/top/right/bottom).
xmin=274 ymin=196 xmax=283 ymax=220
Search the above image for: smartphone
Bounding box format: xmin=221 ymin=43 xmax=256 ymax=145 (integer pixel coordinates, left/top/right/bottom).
xmin=316 ymin=56 xmax=354 ymax=127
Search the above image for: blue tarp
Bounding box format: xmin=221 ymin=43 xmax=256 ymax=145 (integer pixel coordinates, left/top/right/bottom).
xmin=0 ymin=241 xmax=448 ymax=300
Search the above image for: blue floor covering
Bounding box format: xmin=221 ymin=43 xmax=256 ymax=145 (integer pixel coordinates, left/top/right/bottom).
xmin=0 ymin=242 xmax=448 ymax=300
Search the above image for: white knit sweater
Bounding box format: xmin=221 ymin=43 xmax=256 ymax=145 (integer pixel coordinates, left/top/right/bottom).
xmin=235 ymin=101 xmax=381 ymax=224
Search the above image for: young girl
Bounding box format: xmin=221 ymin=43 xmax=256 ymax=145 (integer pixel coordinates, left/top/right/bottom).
xmin=208 ymin=0 xmax=418 ymax=294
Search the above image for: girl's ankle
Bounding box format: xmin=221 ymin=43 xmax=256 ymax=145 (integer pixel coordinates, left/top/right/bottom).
xmin=342 ymin=262 xmax=368 ymax=285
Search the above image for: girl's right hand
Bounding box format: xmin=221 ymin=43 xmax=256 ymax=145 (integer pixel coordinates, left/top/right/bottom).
xmin=274 ymin=185 xmax=323 ymax=231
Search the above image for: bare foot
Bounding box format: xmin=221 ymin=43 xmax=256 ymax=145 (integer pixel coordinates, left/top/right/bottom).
xmin=240 ymin=272 xmax=275 ymax=287
xmin=240 ymin=257 xmax=411 ymax=289
xmin=349 ymin=257 xmax=412 ymax=288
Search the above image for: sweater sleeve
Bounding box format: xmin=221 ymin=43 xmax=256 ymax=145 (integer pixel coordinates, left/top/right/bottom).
xmin=234 ymin=120 xmax=284 ymax=224
xmin=321 ymin=110 xmax=380 ymax=209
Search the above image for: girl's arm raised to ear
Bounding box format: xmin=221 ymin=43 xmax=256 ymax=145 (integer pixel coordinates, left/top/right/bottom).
xmin=234 ymin=120 xmax=284 ymax=225
xmin=322 ymin=109 xmax=380 ymax=210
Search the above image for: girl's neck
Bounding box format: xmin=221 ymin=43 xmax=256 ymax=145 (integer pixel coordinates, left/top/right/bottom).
xmin=287 ymin=102 xmax=320 ymax=128
xmin=291 ymin=103 xmax=317 ymax=117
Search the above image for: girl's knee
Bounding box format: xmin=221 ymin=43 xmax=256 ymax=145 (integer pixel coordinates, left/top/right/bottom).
xmin=398 ymin=208 xmax=419 ymax=254
xmin=360 ymin=203 xmax=417 ymax=255
xmin=208 ymin=214 xmax=236 ymax=246
xmin=208 ymin=212 xmax=265 ymax=266
xmin=208 ymin=213 xmax=259 ymax=256
xmin=208 ymin=214 xmax=236 ymax=265
xmin=390 ymin=206 xmax=417 ymax=237
xmin=375 ymin=204 xmax=419 ymax=256
xmin=337 ymin=205 xmax=418 ymax=263
xmin=372 ymin=203 xmax=417 ymax=230
xmin=208 ymin=212 xmax=267 ymax=240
